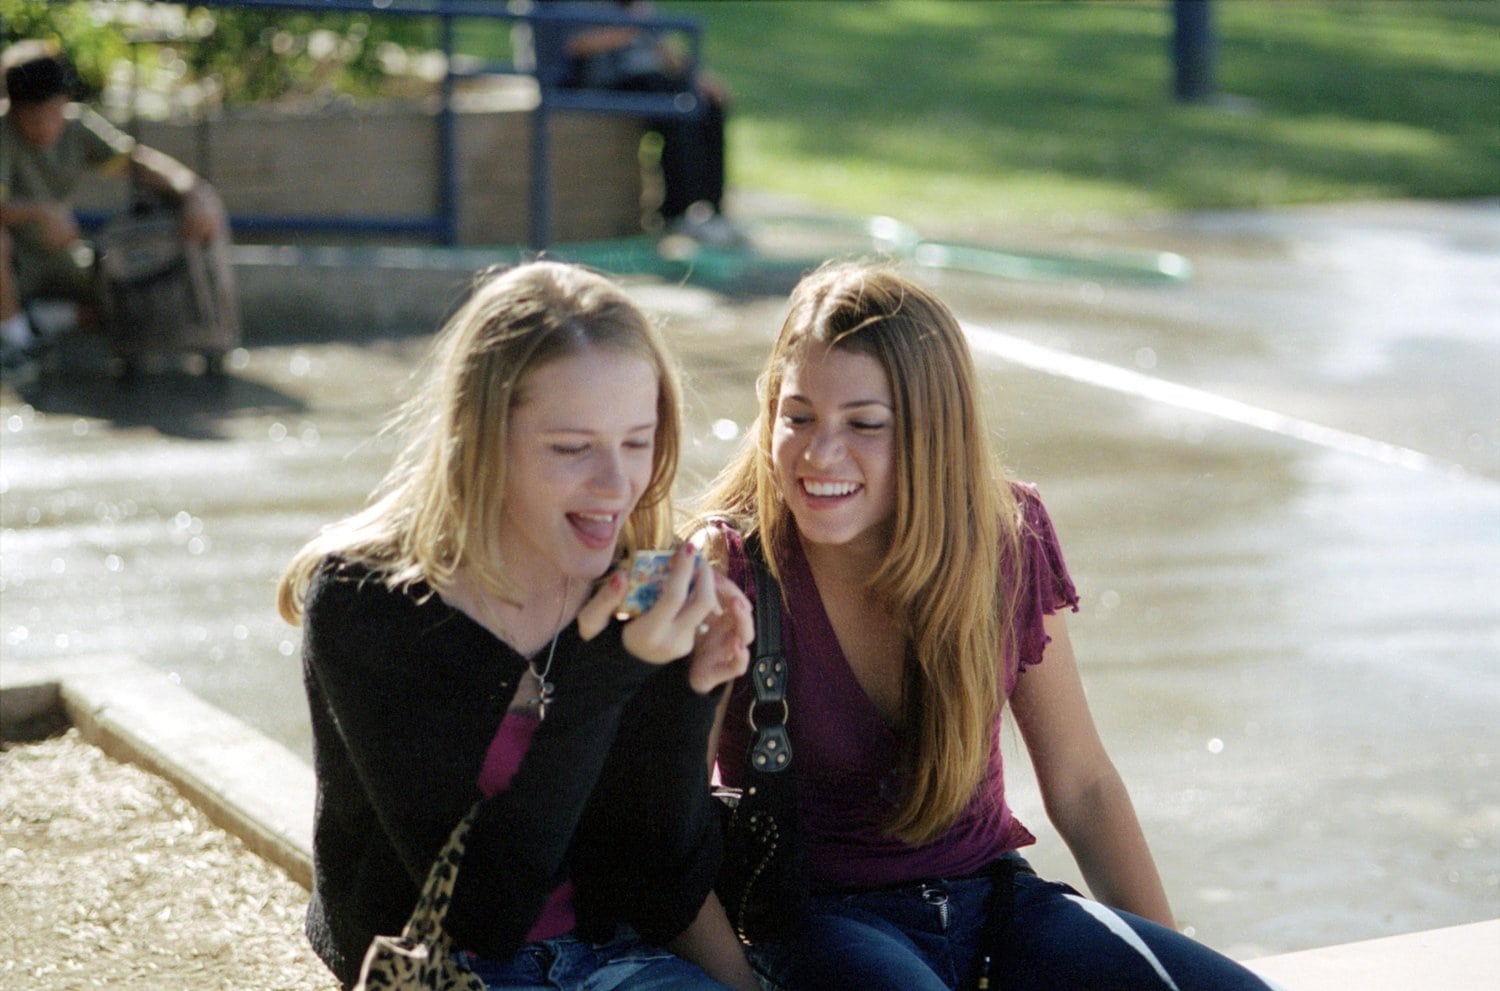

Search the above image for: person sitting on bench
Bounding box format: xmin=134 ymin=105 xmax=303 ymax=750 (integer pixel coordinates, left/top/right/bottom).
xmin=529 ymin=1 xmax=743 ymax=248
xmin=0 ymin=41 xmax=228 ymax=376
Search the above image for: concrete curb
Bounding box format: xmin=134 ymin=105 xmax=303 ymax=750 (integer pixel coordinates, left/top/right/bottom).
xmin=4 ymin=653 xmax=1496 ymax=988
xmin=1242 ymin=918 xmax=1500 ymax=990
xmin=0 ymin=653 xmax=314 ymax=890
xmin=231 ymin=243 xmax=494 ymax=341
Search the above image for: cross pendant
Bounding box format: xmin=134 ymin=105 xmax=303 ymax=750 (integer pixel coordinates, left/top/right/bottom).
xmin=535 ymin=679 xmax=555 ymax=721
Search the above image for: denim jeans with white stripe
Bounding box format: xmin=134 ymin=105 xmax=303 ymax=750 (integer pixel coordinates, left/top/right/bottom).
xmin=748 ymin=853 xmax=1277 ymax=991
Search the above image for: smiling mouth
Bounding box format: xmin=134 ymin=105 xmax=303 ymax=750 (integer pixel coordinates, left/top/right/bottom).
xmin=802 ymin=479 xmax=861 ymax=498
xmin=569 ymin=511 xmax=619 ymax=547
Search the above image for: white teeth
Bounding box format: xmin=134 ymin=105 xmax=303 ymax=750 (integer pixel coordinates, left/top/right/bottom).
xmin=804 ymin=480 xmax=859 ymax=498
xmin=575 ymin=512 xmax=615 ymax=523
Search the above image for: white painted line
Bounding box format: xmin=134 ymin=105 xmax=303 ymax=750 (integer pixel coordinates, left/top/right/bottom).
xmin=1061 ymin=894 xmax=1183 ymax=990
xmin=961 ymin=320 xmax=1460 ymax=476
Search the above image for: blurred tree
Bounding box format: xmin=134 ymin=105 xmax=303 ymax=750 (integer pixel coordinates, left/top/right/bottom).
xmin=1 ymin=0 xmax=126 ymax=99
xmin=1 ymin=0 xmax=441 ymax=111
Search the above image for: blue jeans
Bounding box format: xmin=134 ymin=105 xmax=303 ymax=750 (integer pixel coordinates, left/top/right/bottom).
xmin=749 ymin=855 xmax=1281 ymax=991
xmin=459 ymin=925 xmax=731 ymax=991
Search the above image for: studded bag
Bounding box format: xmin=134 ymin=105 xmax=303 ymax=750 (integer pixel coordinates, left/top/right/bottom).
xmin=713 ymin=537 xmax=807 ymax=944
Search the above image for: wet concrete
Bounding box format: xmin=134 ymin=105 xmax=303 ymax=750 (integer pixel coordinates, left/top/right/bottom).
xmin=2 ymin=199 xmax=1496 ymax=961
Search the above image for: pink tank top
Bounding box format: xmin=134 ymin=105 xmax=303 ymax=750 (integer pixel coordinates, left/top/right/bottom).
xmin=478 ymin=710 xmax=577 ymax=941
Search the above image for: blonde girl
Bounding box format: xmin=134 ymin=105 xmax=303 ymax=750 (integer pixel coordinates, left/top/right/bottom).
xmin=280 ymin=261 xmax=756 ymax=991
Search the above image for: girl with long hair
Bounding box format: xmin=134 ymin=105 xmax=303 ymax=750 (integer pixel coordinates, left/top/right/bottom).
xmin=695 ymin=261 xmax=1274 ymax=990
xmin=279 ymin=261 xmax=758 ymax=991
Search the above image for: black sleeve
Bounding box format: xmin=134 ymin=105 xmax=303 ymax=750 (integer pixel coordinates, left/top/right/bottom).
xmin=570 ymin=661 xmax=727 ymax=943
xmin=303 ymin=566 xmax=659 ymax=961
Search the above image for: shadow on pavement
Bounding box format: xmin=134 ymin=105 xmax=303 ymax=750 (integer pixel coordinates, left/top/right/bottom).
xmin=12 ymin=345 xmax=306 ymax=442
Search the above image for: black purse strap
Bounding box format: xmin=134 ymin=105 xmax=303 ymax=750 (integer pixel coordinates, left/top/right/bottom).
xmin=714 ymin=531 xmax=806 ymax=945
xmin=745 ymin=536 xmax=791 ymax=774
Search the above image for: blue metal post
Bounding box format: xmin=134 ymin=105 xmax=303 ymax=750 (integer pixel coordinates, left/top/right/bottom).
xmin=1172 ymin=0 xmax=1216 ymax=103
xmin=530 ymin=101 xmax=552 ymax=251
xmin=438 ymin=11 xmax=459 ymax=245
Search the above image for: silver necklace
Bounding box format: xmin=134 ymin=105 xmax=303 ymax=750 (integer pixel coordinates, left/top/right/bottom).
xmin=478 ymin=577 xmax=571 ymax=721
xmin=526 ymin=580 xmax=571 ymax=721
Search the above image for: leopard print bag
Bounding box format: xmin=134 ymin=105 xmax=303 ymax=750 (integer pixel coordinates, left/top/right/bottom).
xmin=353 ymin=805 xmax=486 ymax=991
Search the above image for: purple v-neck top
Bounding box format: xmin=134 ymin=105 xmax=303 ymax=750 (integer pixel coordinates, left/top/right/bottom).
xmin=715 ymin=483 xmax=1079 ymax=892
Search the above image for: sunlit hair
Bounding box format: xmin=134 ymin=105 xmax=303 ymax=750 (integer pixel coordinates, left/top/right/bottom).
xmin=694 ymin=260 xmax=1022 ymax=845
xmin=279 ymin=261 xmax=681 ymax=623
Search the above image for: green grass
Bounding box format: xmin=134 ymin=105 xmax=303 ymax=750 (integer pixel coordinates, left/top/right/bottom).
xmin=21 ymin=0 xmax=1494 ymax=230
xmin=653 ymin=0 xmax=1500 ymax=228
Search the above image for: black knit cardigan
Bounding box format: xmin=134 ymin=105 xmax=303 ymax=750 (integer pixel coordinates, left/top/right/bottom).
xmin=300 ymin=558 xmax=724 ymax=988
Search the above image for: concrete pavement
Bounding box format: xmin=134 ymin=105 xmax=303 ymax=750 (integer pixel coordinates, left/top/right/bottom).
xmin=3 ymin=199 xmax=1497 ymax=972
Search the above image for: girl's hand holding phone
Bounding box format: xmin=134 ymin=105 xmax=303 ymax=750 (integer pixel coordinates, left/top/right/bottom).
xmin=578 ymin=543 xmax=718 ymax=666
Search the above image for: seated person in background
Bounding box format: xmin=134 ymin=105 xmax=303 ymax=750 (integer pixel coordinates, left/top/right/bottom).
xmin=0 ymin=41 xmax=228 ymax=374
xmin=528 ymin=1 xmax=742 ymax=247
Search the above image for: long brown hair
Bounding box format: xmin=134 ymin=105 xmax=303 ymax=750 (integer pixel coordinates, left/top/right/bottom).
xmin=695 ymin=260 xmax=1022 ymax=845
xmin=278 ymin=261 xmax=681 ymax=623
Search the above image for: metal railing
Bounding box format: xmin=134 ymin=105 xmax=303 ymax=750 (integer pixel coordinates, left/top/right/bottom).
xmin=111 ymin=0 xmax=702 ymax=248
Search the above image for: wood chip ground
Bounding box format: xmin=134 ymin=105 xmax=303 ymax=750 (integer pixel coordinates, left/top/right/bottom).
xmin=1 ymin=730 xmax=338 ymax=991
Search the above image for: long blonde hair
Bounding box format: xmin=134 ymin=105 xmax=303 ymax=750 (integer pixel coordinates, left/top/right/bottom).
xmin=278 ymin=261 xmax=681 ymax=623
xmin=696 ymin=260 xmax=1022 ymax=845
